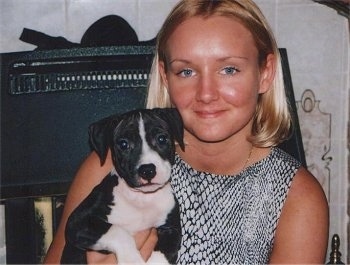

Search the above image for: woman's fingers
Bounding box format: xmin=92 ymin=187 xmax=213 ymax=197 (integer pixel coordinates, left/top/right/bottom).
xmin=85 ymin=228 xmax=158 ymax=263
xmin=86 ymin=251 xmax=117 ymax=264
xmin=137 ymin=228 xmax=158 ymax=261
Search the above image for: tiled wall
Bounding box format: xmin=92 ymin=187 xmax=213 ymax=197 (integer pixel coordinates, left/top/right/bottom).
xmin=0 ymin=0 xmax=349 ymax=262
xmin=255 ymin=0 xmax=349 ymax=262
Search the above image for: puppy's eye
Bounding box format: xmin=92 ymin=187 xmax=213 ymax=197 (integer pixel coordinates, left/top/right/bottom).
xmin=157 ymin=134 xmax=169 ymax=146
xmin=117 ymin=139 xmax=129 ymax=150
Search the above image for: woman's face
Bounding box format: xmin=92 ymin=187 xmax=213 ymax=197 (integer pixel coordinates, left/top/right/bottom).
xmin=159 ymin=16 xmax=274 ymax=144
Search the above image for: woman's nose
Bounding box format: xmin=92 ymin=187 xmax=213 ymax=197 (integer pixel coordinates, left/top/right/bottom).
xmin=195 ymin=75 xmax=219 ymax=103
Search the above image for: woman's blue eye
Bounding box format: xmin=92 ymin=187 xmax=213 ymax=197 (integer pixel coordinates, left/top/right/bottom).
xmin=157 ymin=134 xmax=169 ymax=145
xmin=178 ymin=68 xmax=193 ymax=77
xmin=222 ymin=66 xmax=239 ymax=75
xmin=117 ymin=139 xmax=129 ymax=150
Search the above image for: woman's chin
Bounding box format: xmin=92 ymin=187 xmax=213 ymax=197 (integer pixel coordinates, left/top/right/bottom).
xmin=190 ymin=130 xmax=233 ymax=144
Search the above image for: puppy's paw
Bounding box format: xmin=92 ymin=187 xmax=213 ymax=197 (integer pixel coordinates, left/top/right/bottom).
xmin=147 ymin=251 xmax=169 ymax=264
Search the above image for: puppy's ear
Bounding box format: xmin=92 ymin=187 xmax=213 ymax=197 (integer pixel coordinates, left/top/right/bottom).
xmin=88 ymin=115 xmax=117 ymax=166
xmin=154 ymin=108 xmax=185 ymax=151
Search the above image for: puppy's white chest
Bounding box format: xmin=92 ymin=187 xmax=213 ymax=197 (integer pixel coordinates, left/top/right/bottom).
xmin=107 ymin=179 xmax=175 ymax=233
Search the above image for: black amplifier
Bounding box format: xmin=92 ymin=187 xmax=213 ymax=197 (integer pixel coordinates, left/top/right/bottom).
xmin=1 ymin=45 xmax=154 ymax=198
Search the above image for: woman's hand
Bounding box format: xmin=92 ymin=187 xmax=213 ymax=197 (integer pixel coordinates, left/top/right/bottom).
xmin=85 ymin=228 xmax=158 ymax=264
xmin=86 ymin=251 xmax=117 ymax=264
xmin=135 ymin=228 xmax=159 ymax=261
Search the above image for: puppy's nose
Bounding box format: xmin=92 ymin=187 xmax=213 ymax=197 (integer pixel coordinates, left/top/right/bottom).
xmin=138 ymin=164 xmax=156 ymax=181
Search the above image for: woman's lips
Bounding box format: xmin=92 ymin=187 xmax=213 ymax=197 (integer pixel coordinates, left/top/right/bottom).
xmin=194 ymin=109 xmax=225 ymax=119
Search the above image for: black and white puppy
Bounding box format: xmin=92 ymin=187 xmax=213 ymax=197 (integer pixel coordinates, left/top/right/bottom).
xmin=61 ymin=108 xmax=184 ymax=264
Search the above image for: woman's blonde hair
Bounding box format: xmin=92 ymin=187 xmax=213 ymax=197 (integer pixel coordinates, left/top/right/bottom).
xmin=146 ymin=0 xmax=291 ymax=147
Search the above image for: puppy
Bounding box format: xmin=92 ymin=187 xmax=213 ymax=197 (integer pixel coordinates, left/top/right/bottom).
xmin=61 ymin=108 xmax=184 ymax=264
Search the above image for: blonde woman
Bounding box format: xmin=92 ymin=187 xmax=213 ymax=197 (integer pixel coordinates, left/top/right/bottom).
xmin=45 ymin=0 xmax=329 ymax=264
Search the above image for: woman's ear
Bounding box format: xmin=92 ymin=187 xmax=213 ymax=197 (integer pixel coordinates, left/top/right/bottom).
xmin=159 ymin=61 xmax=169 ymax=89
xmin=259 ymin=53 xmax=276 ymax=94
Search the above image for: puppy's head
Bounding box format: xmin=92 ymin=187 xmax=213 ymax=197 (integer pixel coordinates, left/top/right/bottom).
xmin=89 ymin=108 xmax=184 ymax=193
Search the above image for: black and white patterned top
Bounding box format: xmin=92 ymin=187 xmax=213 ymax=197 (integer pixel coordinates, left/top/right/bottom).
xmin=170 ymin=147 xmax=301 ymax=265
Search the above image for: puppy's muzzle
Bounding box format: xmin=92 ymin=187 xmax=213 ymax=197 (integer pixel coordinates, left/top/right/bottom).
xmin=138 ymin=163 xmax=156 ymax=181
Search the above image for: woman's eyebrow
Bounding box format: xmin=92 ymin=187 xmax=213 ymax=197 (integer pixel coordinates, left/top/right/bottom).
xmin=218 ymin=55 xmax=249 ymax=61
xmin=168 ymin=58 xmax=191 ymax=65
xmin=169 ymin=55 xmax=248 ymax=65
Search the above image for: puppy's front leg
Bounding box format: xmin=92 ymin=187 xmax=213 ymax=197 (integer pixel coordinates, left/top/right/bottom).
xmin=91 ymin=224 xmax=146 ymax=264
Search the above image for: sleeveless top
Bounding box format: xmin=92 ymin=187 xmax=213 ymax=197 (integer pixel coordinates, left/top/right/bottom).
xmin=170 ymin=147 xmax=301 ymax=265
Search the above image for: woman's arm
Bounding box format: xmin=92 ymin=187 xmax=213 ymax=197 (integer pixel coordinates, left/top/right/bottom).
xmin=269 ymin=167 xmax=329 ymax=264
xmin=43 ymin=151 xmax=114 ymax=264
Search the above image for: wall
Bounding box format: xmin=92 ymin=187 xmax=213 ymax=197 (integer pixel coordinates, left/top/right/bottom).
xmin=0 ymin=0 xmax=349 ymax=262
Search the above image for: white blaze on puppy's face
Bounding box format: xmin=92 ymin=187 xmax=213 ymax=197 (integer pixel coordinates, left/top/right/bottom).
xmin=135 ymin=117 xmax=172 ymax=193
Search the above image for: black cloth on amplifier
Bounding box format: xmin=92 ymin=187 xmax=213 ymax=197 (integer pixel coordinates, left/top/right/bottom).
xmin=19 ymin=15 xmax=155 ymax=50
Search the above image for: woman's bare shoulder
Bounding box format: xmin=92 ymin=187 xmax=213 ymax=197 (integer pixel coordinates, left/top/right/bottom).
xmin=287 ymin=167 xmax=328 ymax=205
xmin=269 ymin=167 xmax=329 ymax=264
